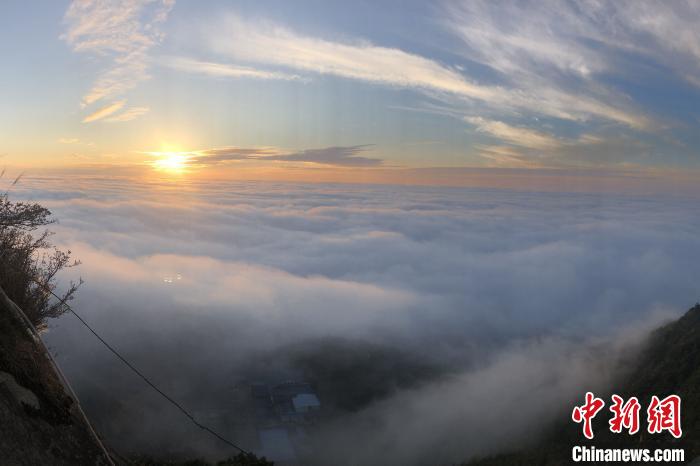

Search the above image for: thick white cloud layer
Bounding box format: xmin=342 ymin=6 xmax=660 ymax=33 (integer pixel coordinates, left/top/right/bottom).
xmin=11 ymin=175 xmax=700 ymax=462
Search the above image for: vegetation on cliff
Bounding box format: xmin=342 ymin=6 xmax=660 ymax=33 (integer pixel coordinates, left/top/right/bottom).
xmin=0 ymin=185 xmax=80 ymax=329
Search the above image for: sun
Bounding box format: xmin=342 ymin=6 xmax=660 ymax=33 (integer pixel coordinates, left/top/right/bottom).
xmin=146 ymin=144 xmax=195 ymax=173
xmin=153 ymin=152 xmax=189 ymax=172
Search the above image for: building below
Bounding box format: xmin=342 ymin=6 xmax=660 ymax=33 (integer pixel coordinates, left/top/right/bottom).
xmin=249 ymin=380 xmax=322 ymax=465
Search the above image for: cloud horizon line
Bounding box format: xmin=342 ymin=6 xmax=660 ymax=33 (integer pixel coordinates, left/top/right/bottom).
xmin=145 ymin=144 xmax=382 ymax=168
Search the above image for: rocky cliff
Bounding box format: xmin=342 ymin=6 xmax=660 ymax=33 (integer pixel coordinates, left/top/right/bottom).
xmin=0 ymin=285 xmax=114 ymax=465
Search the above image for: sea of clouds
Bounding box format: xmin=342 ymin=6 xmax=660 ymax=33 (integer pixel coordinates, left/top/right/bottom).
xmin=11 ymin=175 xmax=700 ymax=464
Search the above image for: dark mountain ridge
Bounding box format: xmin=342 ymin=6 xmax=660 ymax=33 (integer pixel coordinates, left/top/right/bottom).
xmin=469 ymin=303 xmax=700 ymax=465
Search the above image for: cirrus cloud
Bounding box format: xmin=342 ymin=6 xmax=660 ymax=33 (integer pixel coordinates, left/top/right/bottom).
xmin=82 ymin=100 xmax=125 ymax=123
xmin=62 ymin=0 xmax=174 ymax=121
xmin=162 ymin=56 xmax=303 ymax=82
xmin=201 ymin=13 xmax=648 ymax=130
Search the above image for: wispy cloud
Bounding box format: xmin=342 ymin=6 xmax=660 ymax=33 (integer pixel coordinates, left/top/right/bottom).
xmin=146 ymin=145 xmax=381 ymax=167
xmin=472 ymin=131 xmax=653 ymax=169
xmin=57 ymin=137 xmax=95 ymax=147
xmin=264 ymin=146 xmax=381 ymax=167
xmin=474 ymin=145 xmax=544 ymax=168
xmin=465 ymin=117 xmax=562 ymax=150
xmin=441 ymin=1 xmax=700 ymax=130
xmin=62 ymin=0 xmax=174 ymax=112
xmin=567 ymin=1 xmax=700 ymax=87
xmin=104 ymin=106 xmax=149 ymax=122
xmin=204 ymin=14 xmax=648 ymax=130
xmin=209 ymin=16 xmax=498 ymax=100
xmin=82 ymin=100 xmax=125 ymax=123
xmin=606 ymin=1 xmax=700 ymax=89
xmin=444 ymin=1 xmax=605 ymax=79
xmin=163 ymin=56 xmax=303 ymax=81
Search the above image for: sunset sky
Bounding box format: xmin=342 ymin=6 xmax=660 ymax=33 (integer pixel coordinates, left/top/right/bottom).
xmin=3 ymin=0 xmax=700 ymax=190
xmin=4 ymin=3 xmax=700 ymax=462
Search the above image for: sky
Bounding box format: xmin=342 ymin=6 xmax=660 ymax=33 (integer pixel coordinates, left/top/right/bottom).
xmin=2 ymin=0 xmax=700 ymax=190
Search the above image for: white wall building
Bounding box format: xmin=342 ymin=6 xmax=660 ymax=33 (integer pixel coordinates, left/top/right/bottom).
xmin=292 ymin=393 xmax=321 ymax=413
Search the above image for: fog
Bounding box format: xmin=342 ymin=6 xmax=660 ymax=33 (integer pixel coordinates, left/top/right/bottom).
xmin=12 ymin=175 xmax=700 ymax=464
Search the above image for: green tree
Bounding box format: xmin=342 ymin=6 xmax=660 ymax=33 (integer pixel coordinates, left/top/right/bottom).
xmin=0 ymin=181 xmax=80 ymax=329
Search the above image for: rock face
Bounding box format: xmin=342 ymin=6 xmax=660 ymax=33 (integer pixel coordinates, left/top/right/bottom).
xmin=0 ymin=286 xmax=114 ymax=466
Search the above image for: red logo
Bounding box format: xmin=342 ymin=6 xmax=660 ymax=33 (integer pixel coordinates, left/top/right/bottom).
xmin=647 ymin=395 xmax=682 ymax=438
xmin=609 ymin=395 xmax=641 ymax=435
xmin=572 ymin=393 xmax=682 ymax=439
xmin=572 ymin=392 xmax=605 ymax=439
